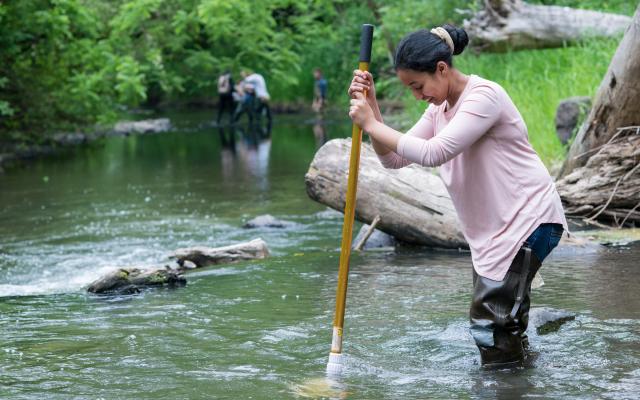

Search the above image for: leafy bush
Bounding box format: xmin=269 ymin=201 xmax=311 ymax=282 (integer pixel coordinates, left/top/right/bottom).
xmin=0 ymin=0 xmax=633 ymax=158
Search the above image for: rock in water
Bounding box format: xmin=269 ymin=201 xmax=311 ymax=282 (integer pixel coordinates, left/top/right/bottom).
xmin=113 ymin=118 xmax=171 ymax=135
xmin=529 ymin=307 xmax=576 ymax=335
xmin=87 ymin=268 xmax=186 ymax=294
xmin=243 ymin=215 xmax=294 ymax=229
xmin=352 ymin=225 xmax=396 ymax=250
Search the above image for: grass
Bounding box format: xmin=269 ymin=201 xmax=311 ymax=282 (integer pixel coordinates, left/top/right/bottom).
xmin=400 ymin=36 xmax=621 ymax=167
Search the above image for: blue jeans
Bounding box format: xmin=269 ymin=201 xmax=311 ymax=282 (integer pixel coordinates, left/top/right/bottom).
xmin=523 ymin=223 xmax=564 ymax=262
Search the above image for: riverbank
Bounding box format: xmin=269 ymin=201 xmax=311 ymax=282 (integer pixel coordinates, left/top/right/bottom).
xmin=0 ymin=96 xmax=409 ymax=174
xmin=0 ymin=118 xmax=174 ymax=173
xmin=0 ymin=96 xmax=323 ymax=173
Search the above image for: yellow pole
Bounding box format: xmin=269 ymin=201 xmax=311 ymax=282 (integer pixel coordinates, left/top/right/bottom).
xmin=327 ymin=24 xmax=374 ymax=374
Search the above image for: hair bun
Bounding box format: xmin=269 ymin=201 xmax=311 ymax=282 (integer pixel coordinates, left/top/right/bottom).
xmin=442 ymin=24 xmax=469 ymax=55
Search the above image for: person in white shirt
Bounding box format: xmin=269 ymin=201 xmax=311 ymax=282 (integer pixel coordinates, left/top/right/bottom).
xmin=244 ymin=71 xmax=272 ymax=124
xmin=233 ymin=71 xmax=256 ymax=123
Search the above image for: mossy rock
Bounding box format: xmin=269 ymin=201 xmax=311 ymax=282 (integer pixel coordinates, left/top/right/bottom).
xmin=87 ymin=268 xmax=186 ymax=294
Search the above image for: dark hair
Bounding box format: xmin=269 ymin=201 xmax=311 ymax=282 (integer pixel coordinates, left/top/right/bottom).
xmin=394 ymin=24 xmax=469 ymax=73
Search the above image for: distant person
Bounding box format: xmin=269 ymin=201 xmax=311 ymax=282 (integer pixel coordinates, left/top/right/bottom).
xmin=312 ymin=68 xmax=328 ymax=112
xmin=244 ymin=71 xmax=272 ymax=124
xmin=217 ymin=70 xmax=234 ymax=125
xmin=233 ymin=70 xmax=257 ymax=123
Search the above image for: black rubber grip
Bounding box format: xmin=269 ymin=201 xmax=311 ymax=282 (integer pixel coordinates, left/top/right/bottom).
xmin=359 ymin=24 xmax=374 ymax=63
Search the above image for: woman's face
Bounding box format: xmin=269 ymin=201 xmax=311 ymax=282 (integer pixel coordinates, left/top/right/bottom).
xmin=397 ymin=63 xmax=448 ymax=105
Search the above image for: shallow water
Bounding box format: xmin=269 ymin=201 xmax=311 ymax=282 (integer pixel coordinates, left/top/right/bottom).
xmin=1 ymin=111 xmax=639 ymax=399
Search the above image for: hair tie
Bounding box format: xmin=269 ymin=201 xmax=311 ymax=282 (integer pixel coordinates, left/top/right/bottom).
xmin=430 ymin=27 xmax=454 ymax=53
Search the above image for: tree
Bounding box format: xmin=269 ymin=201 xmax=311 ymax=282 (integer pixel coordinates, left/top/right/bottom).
xmin=0 ymin=0 xmax=351 ymax=138
xmin=0 ymin=0 xmax=111 ymax=137
xmin=555 ymin=6 xmax=640 ymax=226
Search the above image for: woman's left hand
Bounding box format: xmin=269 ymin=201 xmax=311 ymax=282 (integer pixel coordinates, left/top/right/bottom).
xmin=349 ymin=92 xmax=375 ymax=131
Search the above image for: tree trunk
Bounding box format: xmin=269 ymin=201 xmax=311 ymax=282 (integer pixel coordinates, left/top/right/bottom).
xmin=304 ymin=138 xmax=467 ymax=248
xmin=554 ymin=8 xmax=640 ymax=226
xmin=559 ymin=6 xmax=640 ymax=178
xmin=464 ymin=0 xmax=632 ymax=52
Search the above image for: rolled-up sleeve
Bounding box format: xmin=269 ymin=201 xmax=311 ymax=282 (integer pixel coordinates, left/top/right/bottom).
xmin=377 ymin=107 xmax=436 ymax=169
xmin=397 ymin=86 xmax=501 ymax=167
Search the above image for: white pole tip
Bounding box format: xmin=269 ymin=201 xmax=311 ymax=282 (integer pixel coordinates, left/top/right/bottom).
xmin=326 ymin=352 xmax=344 ymax=375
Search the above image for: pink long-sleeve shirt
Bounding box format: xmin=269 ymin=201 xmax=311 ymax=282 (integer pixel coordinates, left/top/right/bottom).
xmin=378 ymin=75 xmax=568 ymax=281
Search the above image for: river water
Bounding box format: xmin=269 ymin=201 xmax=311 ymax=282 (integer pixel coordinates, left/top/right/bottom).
xmin=1 ymin=111 xmax=639 ymax=399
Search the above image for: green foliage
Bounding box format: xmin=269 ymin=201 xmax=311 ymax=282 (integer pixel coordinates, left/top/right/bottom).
xmin=0 ymin=77 xmax=13 ymax=117
xmin=0 ymin=0 xmax=634 ymax=157
xmin=0 ymin=0 xmax=334 ymax=137
xmin=0 ymin=0 xmax=110 ymax=139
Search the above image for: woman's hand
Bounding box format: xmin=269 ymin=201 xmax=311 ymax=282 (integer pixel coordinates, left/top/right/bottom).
xmin=348 ymin=70 xmax=377 ymax=107
xmin=349 ymin=92 xmax=375 ymax=131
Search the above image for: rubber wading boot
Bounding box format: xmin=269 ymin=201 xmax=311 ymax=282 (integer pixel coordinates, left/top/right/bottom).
xmin=477 ymin=331 xmax=525 ymax=369
xmin=470 ymin=247 xmax=542 ymax=369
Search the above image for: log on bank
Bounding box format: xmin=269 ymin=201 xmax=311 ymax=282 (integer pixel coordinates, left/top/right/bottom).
xmin=305 ymin=138 xmax=467 ymax=249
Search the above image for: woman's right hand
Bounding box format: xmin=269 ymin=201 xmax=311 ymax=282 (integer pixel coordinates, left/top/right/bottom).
xmin=348 ymin=70 xmax=377 ymax=108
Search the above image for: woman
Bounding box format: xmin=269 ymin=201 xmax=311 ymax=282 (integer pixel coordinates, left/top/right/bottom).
xmin=348 ymin=25 xmax=568 ymax=369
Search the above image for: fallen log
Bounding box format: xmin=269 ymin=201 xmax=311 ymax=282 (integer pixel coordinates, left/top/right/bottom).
xmin=305 ymin=138 xmax=467 ymax=248
xmin=169 ymin=238 xmax=269 ymax=267
xmin=464 ymin=0 xmax=632 ymax=52
xmin=556 ymin=127 xmax=640 ymax=227
xmin=87 ymin=239 xmax=270 ymax=294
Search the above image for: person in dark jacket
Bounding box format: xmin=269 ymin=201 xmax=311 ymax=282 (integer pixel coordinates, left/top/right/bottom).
xmin=217 ymin=70 xmax=235 ymax=125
